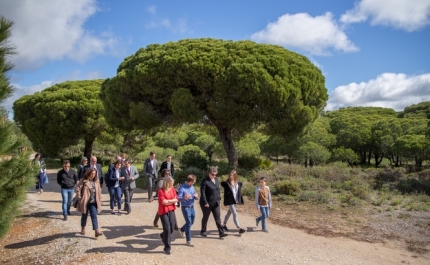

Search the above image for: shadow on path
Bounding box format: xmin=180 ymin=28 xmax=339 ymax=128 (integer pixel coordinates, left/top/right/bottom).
xmin=4 ymin=232 xmax=77 ymax=249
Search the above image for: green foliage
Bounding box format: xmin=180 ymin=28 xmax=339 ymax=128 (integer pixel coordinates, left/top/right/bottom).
xmin=101 ymin=38 xmax=328 ymax=165
xmin=238 ymin=155 xmax=262 ymax=170
xmin=0 ymin=17 xmax=35 ymax=238
xmin=179 ymin=150 xmax=208 ymax=171
xmin=398 ymin=101 xmax=430 ymax=119
xmin=396 ymin=179 xmax=430 ymax=195
xmin=273 ymin=179 xmax=301 ymax=195
xmin=13 ymin=80 xmax=108 ymax=158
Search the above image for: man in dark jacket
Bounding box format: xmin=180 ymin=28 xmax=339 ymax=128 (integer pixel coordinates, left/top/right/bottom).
xmin=57 ymin=160 xmax=78 ymax=221
xmin=83 ymin=156 xmax=103 ymax=187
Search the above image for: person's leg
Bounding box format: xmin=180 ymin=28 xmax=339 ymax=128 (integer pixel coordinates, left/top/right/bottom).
xmin=159 ymin=212 xmax=172 ymax=252
xmin=81 ymin=204 xmax=88 ymax=228
xmin=123 ymin=189 xmax=131 ymax=212
xmin=154 ymin=212 xmax=160 ymax=226
xmin=260 ymin=207 xmax=267 ymax=230
xmin=211 ymin=205 xmax=225 ymax=236
xmin=200 ymin=204 xmax=211 ymax=233
xmin=230 ymin=204 xmax=240 ymax=228
xmin=115 ymin=187 xmax=122 ymax=210
xmin=66 ymin=188 xmax=74 ymax=214
xmin=108 ymin=187 xmax=115 ymax=210
xmin=147 ymin=176 xmax=154 ymax=200
xmin=181 ymin=207 xmax=192 ymax=242
xmin=223 ymin=206 xmax=232 ymax=226
xmin=128 ymin=189 xmax=134 ymax=210
xmin=88 ymin=203 xmax=98 ymax=230
xmin=60 ymin=188 xmax=67 ymax=216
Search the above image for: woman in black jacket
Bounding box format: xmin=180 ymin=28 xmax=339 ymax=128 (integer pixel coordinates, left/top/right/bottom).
xmin=221 ymin=170 xmax=246 ymax=234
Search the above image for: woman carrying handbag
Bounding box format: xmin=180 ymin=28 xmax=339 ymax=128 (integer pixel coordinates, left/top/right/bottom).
xmin=76 ymin=168 xmax=103 ymax=237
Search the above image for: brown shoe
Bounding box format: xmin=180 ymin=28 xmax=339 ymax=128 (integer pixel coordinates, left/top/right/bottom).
xmin=80 ymin=227 xmax=86 ymax=235
xmin=148 ymin=198 xmax=153 ymax=202
xmin=153 ymin=221 xmax=159 ymax=227
xmin=95 ymin=230 xmax=103 ymax=237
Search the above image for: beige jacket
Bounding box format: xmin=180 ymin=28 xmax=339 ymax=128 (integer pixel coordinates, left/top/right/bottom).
xmin=76 ymin=179 xmax=102 ymax=213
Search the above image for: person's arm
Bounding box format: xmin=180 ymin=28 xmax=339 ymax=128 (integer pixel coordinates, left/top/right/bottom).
xmin=76 ymin=180 xmax=83 ymax=199
xmin=220 ymin=181 xmax=228 ymax=188
xmin=177 ymin=185 xmax=185 ymax=202
xmin=255 ymin=187 xmax=260 ymax=209
xmin=133 ymin=166 xmax=139 ymax=180
xmin=57 ymin=171 xmax=61 ymax=185
xmin=268 ymin=187 xmax=272 ymax=209
xmin=192 ymin=186 xmax=199 ymax=200
xmin=73 ymin=170 xmax=78 ymax=184
xmin=200 ymin=179 xmax=208 ymax=206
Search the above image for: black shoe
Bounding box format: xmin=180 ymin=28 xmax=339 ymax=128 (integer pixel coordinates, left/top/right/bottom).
xmin=159 ymin=233 xmax=163 ymax=239
xmin=219 ymin=233 xmax=228 ymax=238
xmin=63 ymin=215 xmax=68 ymax=221
xmin=126 ymin=210 xmax=131 ymax=214
xmin=239 ymin=228 xmax=246 ymax=234
xmin=67 ymin=211 xmax=71 ymax=215
xmin=163 ymin=249 xmax=171 ymax=255
xmin=200 ymin=232 xmax=207 ymax=237
xmin=222 ymin=225 xmax=229 ymax=232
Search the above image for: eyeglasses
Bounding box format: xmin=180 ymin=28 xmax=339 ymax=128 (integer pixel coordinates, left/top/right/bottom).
xmin=210 ymin=173 xmax=217 ymax=176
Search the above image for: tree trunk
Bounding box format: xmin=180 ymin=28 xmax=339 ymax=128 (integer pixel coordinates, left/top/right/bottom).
xmin=360 ymin=151 xmax=366 ymax=164
xmin=84 ymin=138 xmax=95 ymax=160
xmin=216 ymin=127 xmax=238 ymax=168
xmin=367 ymin=150 xmax=372 ymax=165
xmin=375 ymin=153 xmax=384 ymax=167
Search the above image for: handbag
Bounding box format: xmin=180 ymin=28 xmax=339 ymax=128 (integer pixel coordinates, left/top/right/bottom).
xmin=72 ymin=196 xmax=78 ymax=208
xmin=43 ymin=173 xmax=49 ymax=184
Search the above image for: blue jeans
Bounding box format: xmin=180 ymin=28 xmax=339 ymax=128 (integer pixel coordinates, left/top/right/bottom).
xmin=61 ymin=188 xmax=74 ymax=216
xmin=108 ymin=186 xmax=122 ymax=210
xmin=257 ymin=207 xmax=270 ymax=229
xmin=81 ymin=202 xmax=98 ymax=230
xmin=181 ymin=206 xmax=195 ymax=242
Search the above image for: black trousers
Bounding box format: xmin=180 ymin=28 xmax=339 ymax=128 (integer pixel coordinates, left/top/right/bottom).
xmin=123 ymin=188 xmax=134 ymax=212
xmin=160 ymin=210 xmax=176 ymax=251
xmin=200 ymin=203 xmax=224 ymax=236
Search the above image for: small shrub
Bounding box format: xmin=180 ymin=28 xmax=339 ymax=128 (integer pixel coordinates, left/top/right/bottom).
xmin=397 ymin=179 xmax=430 ymax=195
xmin=273 ymin=179 xmax=301 ymax=196
xmin=180 ymin=150 xmax=208 ymax=171
xmin=241 ymin=183 xmax=256 ymax=199
xmin=296 ymin=191 xmax=317 ymax=202
xmin=238 ymin=155 xmax=262 ymax=170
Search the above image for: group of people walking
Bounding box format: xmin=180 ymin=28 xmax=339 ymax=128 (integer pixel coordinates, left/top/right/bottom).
xmin=51 ymin=152 xmax=272 ymax=255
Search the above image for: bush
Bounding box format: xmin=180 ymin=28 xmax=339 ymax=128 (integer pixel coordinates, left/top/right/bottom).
xmin=175 ymin=167 xmax=206 ymax=185
xmin=179 ymin=150 xmax=208 ymax=171
xmin=238 ymin=155 xmax=262 ymax=170
xmin=397 ymin=178 xmax=430 ymax=195
xmin=273 ymin=179 xmax=301 ymax=195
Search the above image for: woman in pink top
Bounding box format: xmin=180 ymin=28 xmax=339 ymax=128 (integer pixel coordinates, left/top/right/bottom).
xmin=158 ymin=176 xmax=178 ymax=255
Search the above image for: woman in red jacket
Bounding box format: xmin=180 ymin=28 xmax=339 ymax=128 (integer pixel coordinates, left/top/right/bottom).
xmin=158 ymin=176 xmax=178 ymax=255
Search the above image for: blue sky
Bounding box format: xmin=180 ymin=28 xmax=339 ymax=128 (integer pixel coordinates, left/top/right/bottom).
xmin=1 ymin=0 xmax=430 ymax=117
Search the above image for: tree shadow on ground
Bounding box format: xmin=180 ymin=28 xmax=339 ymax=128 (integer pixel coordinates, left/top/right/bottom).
xmin=4 ymin=232 xmax=77 ymax=249
xmin=19 ymin=210 xmax=64 ymax=220
xmin=86 ymin=238 xmax=163 ymax=254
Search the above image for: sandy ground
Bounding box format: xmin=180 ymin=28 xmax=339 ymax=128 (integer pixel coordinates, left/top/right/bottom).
xmin=0 ymin=169 xmax=429 ymax=265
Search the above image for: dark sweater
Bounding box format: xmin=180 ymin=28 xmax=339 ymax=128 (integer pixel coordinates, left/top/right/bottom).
xmin=57 ymin=168 xmax=78 ymax=189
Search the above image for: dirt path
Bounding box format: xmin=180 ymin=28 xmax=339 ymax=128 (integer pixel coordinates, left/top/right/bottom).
xmin=0 ymin=170 xmax=429 ymax=265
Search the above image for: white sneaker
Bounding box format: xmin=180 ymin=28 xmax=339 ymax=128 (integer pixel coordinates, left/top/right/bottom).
xmin=186 ymin=241 xmax=194 ymax=247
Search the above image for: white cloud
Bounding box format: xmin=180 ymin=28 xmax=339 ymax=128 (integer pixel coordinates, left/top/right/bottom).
xmin=147 ymin=5 xmax=157 ymax=14
xmin=251 ymin=12 xmax=359 ymax=55
xmin=2 ymin=70 xmax=105 ymax=116
xmin=340 ymin=0 xmax=430 ymax=31
xmin=146 ymin=17 xmax=192 ymax=34
xmin=327 ymin=73 xmax=430 ymax=111
xmin=0 ymin=0 xmax=121 ymax=70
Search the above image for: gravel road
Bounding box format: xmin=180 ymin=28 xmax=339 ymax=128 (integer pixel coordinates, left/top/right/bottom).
xmin=0 ymin=169 xmax=428 ymax=265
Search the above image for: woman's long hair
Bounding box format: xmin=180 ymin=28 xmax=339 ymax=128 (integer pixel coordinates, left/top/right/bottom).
xmin=160 ymin=169 xmax=170 ymax=178
xmin=162 ymin=176 xmax=174 ymax=191
xmin=83 ymin=168 xmax=98 ymax=181
xmin=228 ymin=170 xmax=238 ymax=184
